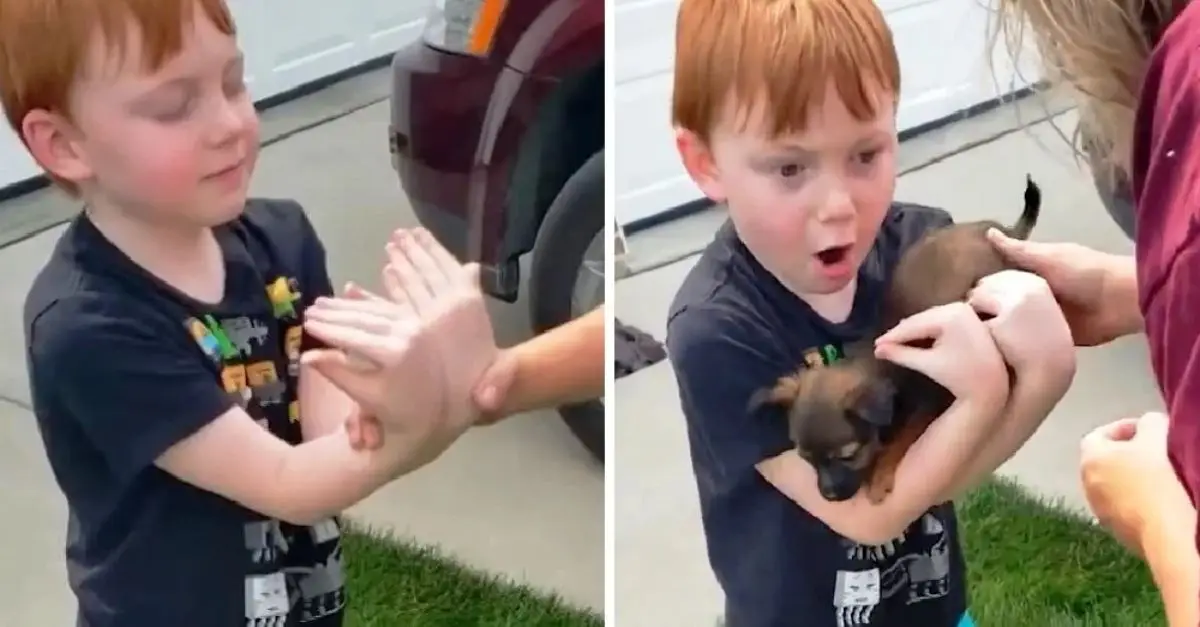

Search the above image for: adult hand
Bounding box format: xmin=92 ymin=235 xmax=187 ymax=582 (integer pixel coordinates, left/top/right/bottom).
xmin=986 ymin=229 xmax=1137 ymax=346
xmin=967 ymin=269 xmax=1076 ymax=375
xmin=471 ymin=349 xmax=517 ymax=425
xmin=1080 ymin=412 xmax=1192 ymax=555
xmin=303 ymin=228 xmax=500 ymax=457
xmin=874 ymin=302 xmax=1009 ymax=403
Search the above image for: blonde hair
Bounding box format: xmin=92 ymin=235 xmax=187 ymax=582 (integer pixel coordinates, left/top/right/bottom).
xmin=988 ymin=0 xmax=1185 ymax=180
xmin=0 ymin=0 xmax=236 ymax=193
xmin=672 ymin=0 xmax=901 ymax=142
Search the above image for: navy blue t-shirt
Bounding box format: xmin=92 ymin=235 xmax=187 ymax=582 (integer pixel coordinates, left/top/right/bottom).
xmin=666 ymin=203 xmax=968 ymax=627
xmin=25 ymin=200 xmax=346 ymax=627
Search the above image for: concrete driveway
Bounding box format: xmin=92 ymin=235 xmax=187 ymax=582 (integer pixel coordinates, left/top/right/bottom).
xmin=0 ymin=79 xmax=602 ymax=625
xmin=613 ymin=96 xmax=1164 ymax=626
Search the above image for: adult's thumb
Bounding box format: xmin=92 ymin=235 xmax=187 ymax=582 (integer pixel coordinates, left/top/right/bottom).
xmin=986 ymin=228 xmax=1046 ymax=271
xmin=471 ymin=350 xmax=516 ymax=413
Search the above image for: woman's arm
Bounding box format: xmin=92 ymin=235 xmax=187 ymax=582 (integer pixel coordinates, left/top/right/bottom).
xmin=1142 ymin=494 xmax=1200 ymax=626
xmin=482 ymin=305 xmax=606 ymax=417
xmin=1099 ymin=254 xmax=1144 ymax=339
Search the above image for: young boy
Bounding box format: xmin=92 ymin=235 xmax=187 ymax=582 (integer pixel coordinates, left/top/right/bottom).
xmin=665 ymin=1 xmax=1076 ymax=625
xmin=3 ymin=1 xmax=476 ymax=625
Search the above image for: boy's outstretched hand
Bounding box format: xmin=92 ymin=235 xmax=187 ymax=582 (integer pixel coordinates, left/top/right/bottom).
xmin=302 ymin=228 xmax=500 ymax=458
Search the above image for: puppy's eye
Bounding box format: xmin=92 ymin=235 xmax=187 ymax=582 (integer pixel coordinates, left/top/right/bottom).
xmin=835 ymin=442 xmax=861 ymax=460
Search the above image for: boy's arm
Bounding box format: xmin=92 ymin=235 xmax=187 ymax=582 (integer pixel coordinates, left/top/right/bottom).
xmin=756 ymin=392 xmax=1004 ymax=545
xmin=936 ymin=356 xmax=1075 ymax=500
xmin=31 ymin=301 xmax=417 ymax=527
xmin=668 ymin=310 xmax=1003 ymax=545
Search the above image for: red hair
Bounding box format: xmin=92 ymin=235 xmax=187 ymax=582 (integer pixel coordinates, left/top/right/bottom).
xmin=672 ymin=0 xmax=901 ymax=141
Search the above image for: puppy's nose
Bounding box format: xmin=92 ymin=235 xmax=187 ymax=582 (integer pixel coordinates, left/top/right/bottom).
xmin=818 ymin=470 xmax=858 ymax=502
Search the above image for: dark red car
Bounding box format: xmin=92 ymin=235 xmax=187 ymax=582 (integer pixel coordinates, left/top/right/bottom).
xmin=389 ymin=0 xmax=605 ymax=462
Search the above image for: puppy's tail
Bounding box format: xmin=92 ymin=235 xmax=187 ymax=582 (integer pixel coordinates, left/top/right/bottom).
xmin=1010 ymin=174 xmax=1041 ymax=240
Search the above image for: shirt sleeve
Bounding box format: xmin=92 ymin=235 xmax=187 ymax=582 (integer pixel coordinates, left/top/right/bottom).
xmin=27 ymin=297 xmax=236 ymax=485
xmin=666 ymin=306 xmax=795 ymax=490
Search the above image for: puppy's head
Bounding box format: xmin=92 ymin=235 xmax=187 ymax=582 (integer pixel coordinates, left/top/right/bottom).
xmin=749 ymin=361 xmax=897 ymax=501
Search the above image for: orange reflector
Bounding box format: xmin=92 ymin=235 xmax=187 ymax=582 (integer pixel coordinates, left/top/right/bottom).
xmin=467 ymin=0 xmax=508 ymax=55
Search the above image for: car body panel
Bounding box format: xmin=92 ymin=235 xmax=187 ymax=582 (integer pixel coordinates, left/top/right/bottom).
xmin=390 ymin=0 xmax=603 ymax=301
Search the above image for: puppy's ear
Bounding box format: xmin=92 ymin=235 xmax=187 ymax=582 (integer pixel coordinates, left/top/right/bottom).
xmin=747 ymin=375 xmax=800 ymax=419
xmin=851 ymin=377 xmax=897 ymax=427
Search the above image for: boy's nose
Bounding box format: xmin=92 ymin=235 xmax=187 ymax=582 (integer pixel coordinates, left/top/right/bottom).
xmin=816 ymin=190 xmax=856 ymax=223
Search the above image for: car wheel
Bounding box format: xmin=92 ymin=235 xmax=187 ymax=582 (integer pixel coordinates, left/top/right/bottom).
xmin=528 ymin=151 xmax=605 ymax=464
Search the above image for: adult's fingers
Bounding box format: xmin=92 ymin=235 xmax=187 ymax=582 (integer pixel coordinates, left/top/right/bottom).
xmin=1091 ymin=417 xmax=1141 ymax=443
xmin=311 ymin=295 xmax=410 ymax=320
xmin=412 ymin=228 xmax=464 ymax=287
xmin=471 ymin=350 xmax=517 ymax=413
xmin=986 ymin=228 xmax=1057 ymax=273
xmin=386 ymin=242 xmax=435 ymax=314
xmin=396 ymin=229 xmax=450 ymax=289
xmin=345 ymin=413 xmax=366 ymax=450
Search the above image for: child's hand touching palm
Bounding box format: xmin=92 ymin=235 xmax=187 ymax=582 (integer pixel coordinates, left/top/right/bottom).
xmin=303 ymin=228 xmax=500 ymax=459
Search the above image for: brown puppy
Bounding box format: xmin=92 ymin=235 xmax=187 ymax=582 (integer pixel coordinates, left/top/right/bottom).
xmin=749 ymin=176 xmax=1041 ymax=504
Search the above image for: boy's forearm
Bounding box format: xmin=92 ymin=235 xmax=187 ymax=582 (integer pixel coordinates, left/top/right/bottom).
xmin=498 ymin=306 xmax=605 ymax=416
xmin=939 ymin=359 xmax=1074 ymax=501
xmin=764 ymin=390 xmax=1006 ymax=545
xmin=273 ymin=428 xmax=430 ymax=525
xmin=1142 ymin=500 xmax=1200 ymax=626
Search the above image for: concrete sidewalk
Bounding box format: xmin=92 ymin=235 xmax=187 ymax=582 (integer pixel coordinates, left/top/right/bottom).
xmin=613 ymin=101 xmax=1162 ymax=626
xmin=0 ymin=93 xmax=602 ymax=623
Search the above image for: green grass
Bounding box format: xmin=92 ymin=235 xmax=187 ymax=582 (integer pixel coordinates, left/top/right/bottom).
xmin=340 ymin=478 xmax=1164 ymax=626
xmin=342 ymin=522 xmax=603 ymax=627
xmin=961 ymin=478 xmax=1165 ymax=626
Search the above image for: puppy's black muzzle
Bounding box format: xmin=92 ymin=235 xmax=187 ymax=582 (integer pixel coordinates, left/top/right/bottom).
xmin=816 ymin=463 xmax=863 ymax=502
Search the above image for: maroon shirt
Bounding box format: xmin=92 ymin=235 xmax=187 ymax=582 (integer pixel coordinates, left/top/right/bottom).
xmin=1132 ymin=1 xmax=1200 ymax=517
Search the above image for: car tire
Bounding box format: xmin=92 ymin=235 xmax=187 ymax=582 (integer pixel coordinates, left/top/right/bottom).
xmin=528 ymin=150 xmax=605 ymax=464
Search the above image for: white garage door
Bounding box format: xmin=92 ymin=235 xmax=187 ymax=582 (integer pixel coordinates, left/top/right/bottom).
xmin=0 ymin=0 xmax=425 ymax=189
xmin=614 ymin=0 xmax=1042 ymax=226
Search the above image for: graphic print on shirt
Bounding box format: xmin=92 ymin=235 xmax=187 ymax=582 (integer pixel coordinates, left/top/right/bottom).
xmin=184 ymin=291 xmax=346 ymax=625
xmin=801 ymin=344 xmax=952 ymax=626
xmin=267 ymin=277 xmax=302 ymax=320
xmin=285 ymin=519 xmax=348 ymax=622
xmin=222 ymin=316 xmax=271 ymax=357
xmin=284 ymin=325 xmax=303 ymax=378
xmin=246 ymin=361 xmax=285 ymax=406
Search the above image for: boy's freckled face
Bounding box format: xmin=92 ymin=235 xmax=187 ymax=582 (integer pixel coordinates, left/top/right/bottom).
xmin=67 ymin=9 xmax=259 ymax=225
xmin=682 ymin=85 xmax=899 ymax=297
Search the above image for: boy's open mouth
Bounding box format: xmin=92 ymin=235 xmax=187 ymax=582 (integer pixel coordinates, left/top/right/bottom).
xmin=815 ymin=245 xmax=851 ymax=266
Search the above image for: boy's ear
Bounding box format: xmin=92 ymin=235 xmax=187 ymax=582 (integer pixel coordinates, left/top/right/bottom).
xmin=675 ymin=128 xmax=726 ymax=203
xmin=21 ymin=109 xmax=93 ymax=185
